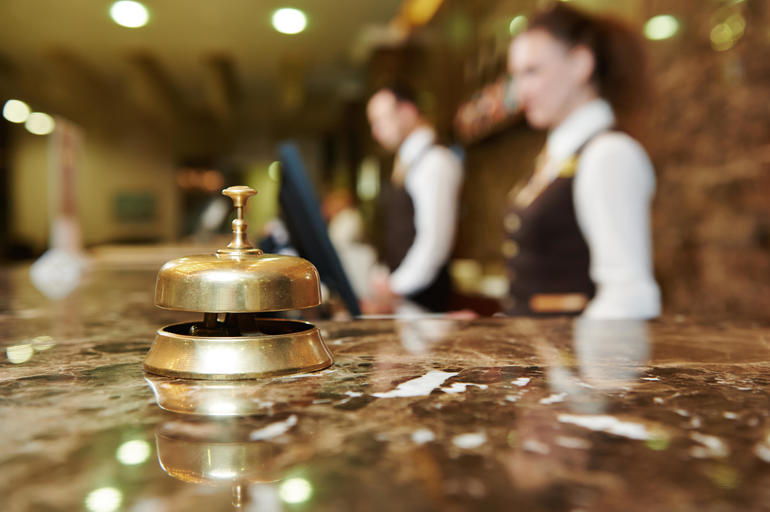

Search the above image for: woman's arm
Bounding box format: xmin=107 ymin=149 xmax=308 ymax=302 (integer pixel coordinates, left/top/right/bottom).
xmin=573 ymin=132 xmax=661 ymax=319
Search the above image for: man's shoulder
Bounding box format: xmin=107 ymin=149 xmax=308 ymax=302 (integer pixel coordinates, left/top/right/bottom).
xmin=422 ymin=144 xmax=463 ymax=169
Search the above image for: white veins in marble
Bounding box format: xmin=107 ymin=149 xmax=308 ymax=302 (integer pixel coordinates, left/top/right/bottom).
xmin=441 ymin=382 xmax=488 ymax=394
xmin=522 ymin=439 xmax=551 ymax=454
xmin=689 ymin=432 xmax=729 ymax=458
xmin=452 ymin=433 xmax=487 ymax=449
xmin=557 ymin=414 xmax=660 ymax=441
xmin=540 ymin=392 xmax=567 ymax=405
xmin=249 ymin=415 xmax=298 ymax=441
xmin=754 ymin=435 xmax=770 ymax=463
xmin=555 ymin=436 xmax=592 ymax=450
xmin=372 ymin=371 xmax=459 ymax=398
xmin=411 ymin=428 xmax=436 ymax=444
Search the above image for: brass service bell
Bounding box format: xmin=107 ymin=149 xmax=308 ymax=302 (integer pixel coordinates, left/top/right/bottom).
xmin=143 ymin=186 xmax=333 ymax=380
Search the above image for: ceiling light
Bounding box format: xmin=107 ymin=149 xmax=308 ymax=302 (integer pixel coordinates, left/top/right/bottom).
xmin=644 ymin=15 xmax=680 ymax=41
xmin=25 ymin=112 xmax=55 ymax=135
xmin=272 ymin=8 xmax=307 ymax=35
xmin=3 ymin=99 xmax=31 ymax=123
xmin=110 ymin=1 xmax=149 ymax=28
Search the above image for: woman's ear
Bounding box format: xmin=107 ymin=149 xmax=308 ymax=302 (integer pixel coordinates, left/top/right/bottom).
xmin=570 ymin=45 xmax=596 ymax=85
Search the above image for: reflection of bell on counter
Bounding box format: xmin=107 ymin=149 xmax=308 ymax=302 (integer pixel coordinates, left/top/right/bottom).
xmin=156 ymin=422 xmax=281 ymax=483
xmin=155 ymin=420 xmax=283 ymax=510
xmin=144 ymin=372 xmax=306 ymax=416
xmin=144 ymin=185 xmax=333 ymax=380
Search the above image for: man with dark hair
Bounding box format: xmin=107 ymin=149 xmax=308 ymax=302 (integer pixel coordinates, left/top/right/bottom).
xmin=365 ymin=85 xmax=463 ymax=313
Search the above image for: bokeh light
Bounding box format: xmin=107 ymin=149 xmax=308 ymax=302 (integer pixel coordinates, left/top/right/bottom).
xmin=2 ymin=99 xmax=31 ymax=123
xmin=509 ymin=15 xmax=527 ymax=36
xmin=644 ymin=14 xmax=680 ymax=41
xmin=272 ymin=8 xmax=307 ymax=35
xmin=268 ymin=161 xmax=282 ymax=182
xmin=85 ymin=487 xmax=123 ymax=512
xmin=116 ymin=439 xmax=152 ymax=465
xmin=279 ymin=477 xmax=313 ymax=504
xmin=25 ymin=112 xmax=55 ymax=135
xmin=711 ymin=13 xmax=746 ymax=52
xmin=110 ymin=1 xmax=149 ymax=28
xmin=6 ymin=344 xmax=34 ymax=364
xmin=356 ymin=157 xmax=380 ymax=201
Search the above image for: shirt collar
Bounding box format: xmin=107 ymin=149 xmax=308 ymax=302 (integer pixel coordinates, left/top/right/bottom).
xmin=398 ymin=126 xmax=436 ymax=168
xmin=546 ymin=98 xmax=615 ymax=164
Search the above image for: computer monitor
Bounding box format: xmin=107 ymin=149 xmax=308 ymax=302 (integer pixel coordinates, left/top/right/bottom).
xmin=277 ymin=142 xmax=361 ymax=317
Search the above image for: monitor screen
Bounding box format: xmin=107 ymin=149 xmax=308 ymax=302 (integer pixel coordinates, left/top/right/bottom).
xmin=277 ymin=142 xmax=361 ymax=317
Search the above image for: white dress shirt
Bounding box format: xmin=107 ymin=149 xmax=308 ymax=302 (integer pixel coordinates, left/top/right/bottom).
xmin=390 ymin=127 xmax=464 ymax=297
xmin=543 ymin=98 xmax=661 ymax=319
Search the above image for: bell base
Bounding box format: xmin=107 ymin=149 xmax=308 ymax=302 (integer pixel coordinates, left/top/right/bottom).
xmin=144 ymin=318 xmax=333 ymax=380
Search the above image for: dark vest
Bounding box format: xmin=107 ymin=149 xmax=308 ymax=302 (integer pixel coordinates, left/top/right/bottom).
xmin=503 ymin=141 xmax=601 ymax=316
xmin=382 ymin=147 xmax=452 ymax=312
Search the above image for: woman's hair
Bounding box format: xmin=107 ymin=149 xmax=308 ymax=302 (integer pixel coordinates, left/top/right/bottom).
xmin=527 ymin=3 xmax=650 ymax=127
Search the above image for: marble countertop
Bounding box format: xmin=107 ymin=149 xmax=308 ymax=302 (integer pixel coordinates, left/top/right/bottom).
xmin=2 ymin=265 xmax=770 ymax=512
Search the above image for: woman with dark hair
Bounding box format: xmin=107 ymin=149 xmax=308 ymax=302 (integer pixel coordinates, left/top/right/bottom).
xmin=503 ymin=3 xmax=660 ymax=318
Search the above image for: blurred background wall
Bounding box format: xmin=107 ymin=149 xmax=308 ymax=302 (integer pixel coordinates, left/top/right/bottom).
xmin=0 ymin=0 xmax=767 ymax=320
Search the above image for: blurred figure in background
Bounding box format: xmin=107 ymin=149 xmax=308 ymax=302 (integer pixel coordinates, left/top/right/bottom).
xmin=365 ymin=84 xmax=463 ymax=313
xmin=504 ymin=3 xmax=660 ymax=319
xmin=322 ymin=188 xmax=377 ymax=301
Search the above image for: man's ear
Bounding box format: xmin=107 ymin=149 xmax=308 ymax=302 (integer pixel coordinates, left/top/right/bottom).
xmin=570 ymin=45 xmax=596 ymax=85
xmin=400 ymin=102 xmax=420 ymax=120
xmin=398 ymin=102 xmax=421 ymax=129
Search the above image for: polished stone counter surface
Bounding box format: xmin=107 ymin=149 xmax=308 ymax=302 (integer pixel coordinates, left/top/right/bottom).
xmin=2 ymin=266 xmax=770 ymax=512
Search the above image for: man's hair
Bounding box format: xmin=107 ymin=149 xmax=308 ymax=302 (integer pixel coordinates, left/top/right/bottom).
xmin=374 ymin=81 xmax=420 ymax=112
